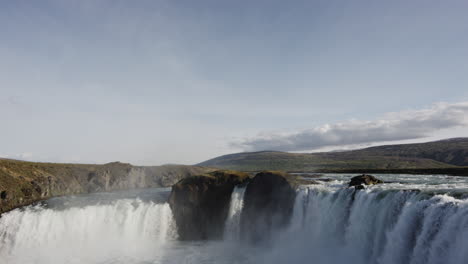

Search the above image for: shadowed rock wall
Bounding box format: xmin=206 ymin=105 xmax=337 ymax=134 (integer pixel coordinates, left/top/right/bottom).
xmin=240 ymin=171 xmax=297 ymax=243
xmin=168 ymin=170 xmax=249 ymax=240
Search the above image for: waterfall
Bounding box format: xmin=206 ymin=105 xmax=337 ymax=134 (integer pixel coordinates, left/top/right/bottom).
xmin=262 ymin=187 xmax=468 ymax=264
xmin=2 ymin=176 xmax=468 ymax=264
xmin=223 ymin=186 xmax=246 ymax=240
xmin=0 ymin=199 xmax=177 ymax=264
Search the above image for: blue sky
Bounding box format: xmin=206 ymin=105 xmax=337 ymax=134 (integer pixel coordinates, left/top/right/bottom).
xmin=1 ymin=0 xmax=468 ymax=165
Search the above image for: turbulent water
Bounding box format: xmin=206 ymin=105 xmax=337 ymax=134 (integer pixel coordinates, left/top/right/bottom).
xmin=1 ymin=174 xmax=468 ymax=264
xmin=223 ymin=186 xmax=246 ymax=241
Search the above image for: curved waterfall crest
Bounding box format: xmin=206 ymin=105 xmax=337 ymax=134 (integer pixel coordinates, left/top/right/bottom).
xmin=0 ymin=198 xmax=177 ymax=263
xmin=221 ymin=178 xmax=468 ymax=264
xmin=276 ymin=186 xmax=468 ymax=264
xmin=2 ymin=174 xmax=468 ymax=264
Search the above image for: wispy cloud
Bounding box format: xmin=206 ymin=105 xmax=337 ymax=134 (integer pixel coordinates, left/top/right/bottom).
xmin=1 ymin=152 xmax=33 ymax=160
xmin=233 ymin=101 xmax=468 ymax=152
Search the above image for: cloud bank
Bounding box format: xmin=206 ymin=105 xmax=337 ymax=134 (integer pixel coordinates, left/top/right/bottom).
xmin=233 ymin=102 xmax=468 ymax=152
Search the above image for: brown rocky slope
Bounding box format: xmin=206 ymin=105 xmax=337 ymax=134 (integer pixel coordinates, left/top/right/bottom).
xmin=0 ymin=159 xmax=213 ymax=214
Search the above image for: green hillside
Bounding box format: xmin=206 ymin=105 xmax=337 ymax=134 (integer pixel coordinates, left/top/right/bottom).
xmin=198 ymin=138 xmax=468 ymax=172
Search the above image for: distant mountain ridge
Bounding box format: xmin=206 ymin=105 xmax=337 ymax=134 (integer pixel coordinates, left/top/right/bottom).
xmin=198 ymin=138 xmax=468 ymax=172
xmin=353 ymin=138 xmax=468 ymax=166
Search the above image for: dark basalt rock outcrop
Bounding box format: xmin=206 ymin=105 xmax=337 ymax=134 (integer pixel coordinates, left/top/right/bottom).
xmin=349 ymin=174 xmax=383 ymax=189
xmin=240 ymin=171 xmax=297 ymax=243
xmin=168 ymin=170 xmax=249 ymax=240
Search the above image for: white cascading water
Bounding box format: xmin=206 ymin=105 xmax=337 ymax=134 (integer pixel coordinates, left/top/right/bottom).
xmin=2 ymin=174 xmax=468 ymax=264
xmin=223 ymin=186 xmax=246 ymax=240
xmin=262 ymin=181 xmax=468 ymax=264
xmin=0 ymin=199 xmax=177 ymax=264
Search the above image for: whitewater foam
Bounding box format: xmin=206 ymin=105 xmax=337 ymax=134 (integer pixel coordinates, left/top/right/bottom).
xmin=0 ymin=199 xmax=177 ymax=263
xmin=2 ymin=174 xmax=468 ymax=264
xmin=223 ymin=186 xmax=246 ymax=241
xmin=264 ymin=182 xmax=468 ymax=264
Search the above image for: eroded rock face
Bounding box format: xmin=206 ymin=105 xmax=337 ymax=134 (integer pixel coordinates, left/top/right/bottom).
xmin=349 ymin=174 xmax=383 ymax=189
xmin=240 ymin=171 xmax=297 ymax=243
xmin=168 ymin=170 xmax=249 ymax=240
xmin=0 ymin=159 xmax=212 ymax=214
